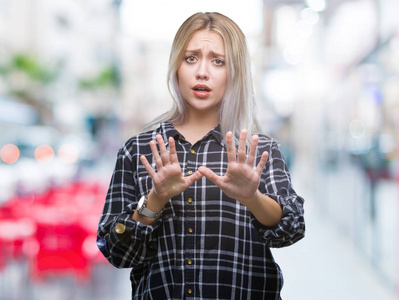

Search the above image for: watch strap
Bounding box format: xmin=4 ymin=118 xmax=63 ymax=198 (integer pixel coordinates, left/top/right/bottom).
xmin=137 ymin=195 xmax=164 ymax=219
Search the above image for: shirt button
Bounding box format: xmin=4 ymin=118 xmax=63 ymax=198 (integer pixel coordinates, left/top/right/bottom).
xmin=187 ymin=198 xmax=193 ymax=203
xmin=190 ymin=149 xmax=195 ymax=154
xmin=187 ymin=259 xmax=192 ymax=265
xmin=188 ymin=228 xmax=193 ymax=233
xmin=114 ymin=223 xmax=126 ymax=234
xmin=187 ymin=170 xmax=193 ymax=175
xmin=188 ymin=289 xmax=193 ymax=295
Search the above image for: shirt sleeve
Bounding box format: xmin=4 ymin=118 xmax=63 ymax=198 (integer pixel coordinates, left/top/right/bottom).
xmin=96 ymin=145 xmax=161 ymax=268
xmin=252 ymin=139 xmax=305 ymax=248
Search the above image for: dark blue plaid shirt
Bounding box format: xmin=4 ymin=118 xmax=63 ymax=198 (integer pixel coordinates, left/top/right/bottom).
xmin=97 ymin=122 xmax=305 ymax=299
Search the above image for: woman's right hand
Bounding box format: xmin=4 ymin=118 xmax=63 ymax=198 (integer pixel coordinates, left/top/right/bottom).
xmin=140 ymin=134 xmax=203 ymax=208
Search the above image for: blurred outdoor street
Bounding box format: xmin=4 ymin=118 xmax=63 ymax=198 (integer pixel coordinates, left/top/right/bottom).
xmin=1 ymin=0 xmax=399 ymax=299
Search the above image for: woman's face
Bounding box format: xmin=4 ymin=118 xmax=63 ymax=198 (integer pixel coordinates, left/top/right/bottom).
xmin=177 ymin=29 xmax=227 ymax=119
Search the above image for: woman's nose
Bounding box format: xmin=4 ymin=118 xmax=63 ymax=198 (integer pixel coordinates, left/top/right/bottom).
xmin=195 ymin=61 xmax=209 ymax=80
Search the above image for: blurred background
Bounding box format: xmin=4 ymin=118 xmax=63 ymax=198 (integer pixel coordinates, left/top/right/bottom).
xmin=0 ymin=0 xmax=398 ymax=299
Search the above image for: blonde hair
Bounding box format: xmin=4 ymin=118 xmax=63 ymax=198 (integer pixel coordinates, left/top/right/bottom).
xmin=146 ymin=12 xmax=260 ymax=142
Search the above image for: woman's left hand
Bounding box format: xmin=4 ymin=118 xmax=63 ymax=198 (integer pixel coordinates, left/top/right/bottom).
xmin=198 ymin=129 xmax=268 ymax=206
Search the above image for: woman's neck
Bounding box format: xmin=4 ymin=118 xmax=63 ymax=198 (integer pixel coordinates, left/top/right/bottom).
xmin=173 ymin=113 xmax=219 ymax=145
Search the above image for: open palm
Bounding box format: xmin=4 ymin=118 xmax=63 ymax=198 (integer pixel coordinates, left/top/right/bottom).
xmin=141 ymin=134 xmax=202 ymax=205
xmin=198 ymin=130 xmax=268 ymax=205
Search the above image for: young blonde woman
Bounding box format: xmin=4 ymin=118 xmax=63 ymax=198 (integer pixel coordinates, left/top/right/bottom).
xmin=97 ymin=12 xmax=305 ymax=299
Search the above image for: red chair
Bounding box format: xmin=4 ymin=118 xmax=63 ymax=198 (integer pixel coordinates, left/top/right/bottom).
xmin=30 ymin=222 xmax=90 ymax=283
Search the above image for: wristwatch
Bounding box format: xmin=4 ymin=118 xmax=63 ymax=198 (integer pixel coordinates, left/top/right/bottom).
xmin=137 ymin=195 xmax=163 ymax=219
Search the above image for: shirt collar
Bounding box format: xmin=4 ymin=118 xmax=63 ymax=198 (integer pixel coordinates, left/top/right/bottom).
xmin=160 ymin=122 xmax=224 ymax=147
xmin=160 ymin=122 xmax=181 ymax=143
xmin=206 ymin=124 xmax=224 ymax=146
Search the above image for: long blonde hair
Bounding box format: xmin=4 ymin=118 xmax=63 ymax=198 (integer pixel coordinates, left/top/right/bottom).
xmin=146 ymin=12 xmax=260 ymax=142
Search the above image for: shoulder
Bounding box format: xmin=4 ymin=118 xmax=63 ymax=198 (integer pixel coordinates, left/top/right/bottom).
xmin=125 ymin=127 xmax=160 ymax=147
xmin=118 ymin=125 xmax=162 ymax=159
xmin=256 ymin=134 xmax=278 ymax=149
xmin=256 ymin=134 xmax=286 ymax=161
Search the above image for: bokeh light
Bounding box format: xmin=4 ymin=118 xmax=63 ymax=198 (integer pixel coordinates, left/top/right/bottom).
xmin=0 ymin=144 xmax=20 ymax=164
xmin=34 ymin=145 xmax=54 ymax=164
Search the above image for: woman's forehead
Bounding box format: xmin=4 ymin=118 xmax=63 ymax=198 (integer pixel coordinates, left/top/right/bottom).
xmin=185 ymin=30 xmax=225 ymax=54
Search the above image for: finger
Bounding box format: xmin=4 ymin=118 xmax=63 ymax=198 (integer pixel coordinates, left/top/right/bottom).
xmin=237 ymin=129 xmax=247 ymax=164
xmin=255 ymin=151 xmax=269 ymax=175
xmin=150 ymin=140 xmax=163 ymax=170
xmin=247 ymin=135 xmax=259 ymax=168
xmin=185 ymin=170 xmax=203 ymax=186
xmin=140 ymin=155 xmax=156 ymax=178
xmin=156 ymin=134 xmax=169 ymax=165
xmin=169 ymin=137 xmax=179 ymax=164
xmin=198 ymin=166 xmax=223 ymax=187
xmin=225 ymin=131 xmax=236 ymax=163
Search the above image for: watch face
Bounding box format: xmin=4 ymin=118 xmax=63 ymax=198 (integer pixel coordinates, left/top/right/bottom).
xmin=138 ymin=195 xmax=148 ymax=214
xmin=138 ymin=195 xmax=145 ymax=207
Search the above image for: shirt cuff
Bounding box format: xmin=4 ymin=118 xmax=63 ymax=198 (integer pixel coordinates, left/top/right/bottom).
xmin=109 ymin=204 xmax=162 ymax=247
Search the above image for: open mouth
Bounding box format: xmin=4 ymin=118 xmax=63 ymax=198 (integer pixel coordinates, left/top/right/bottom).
xmin=192 ymin=85 xmax=211 ymax=97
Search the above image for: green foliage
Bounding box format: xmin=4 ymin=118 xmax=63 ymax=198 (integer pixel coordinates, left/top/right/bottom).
xmin=2 ymin=53 xmax=58 ymax=83
xmin=79 ymin=64 xmax=120 ymax=90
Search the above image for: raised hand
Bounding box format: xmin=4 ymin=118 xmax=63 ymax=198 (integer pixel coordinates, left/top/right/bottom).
xmin=198 ymin=130 xmax=268 ymax=206
xmin=140 ymin=134 xmax=203 ymax=206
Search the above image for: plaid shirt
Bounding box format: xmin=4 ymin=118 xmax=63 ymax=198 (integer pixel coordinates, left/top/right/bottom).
xmin=97 ymin=122 xmax=305 ymax=299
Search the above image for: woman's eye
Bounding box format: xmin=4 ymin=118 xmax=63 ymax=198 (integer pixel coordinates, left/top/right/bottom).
xmin=213 ymin=59 xmax=225 ymax=66
xmin=185 ymin=56 xmax=197 ymax=63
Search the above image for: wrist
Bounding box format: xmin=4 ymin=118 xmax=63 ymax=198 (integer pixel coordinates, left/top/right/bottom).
xmin=237 ymin=190 xmax=261 ymax=208
xmin=136 ymin=193 xmax=164 ymax=220
xmin=244 ymin=191 xmax=283 ymax=227
xmin=146 ymin=189 xmax=168 ymax=212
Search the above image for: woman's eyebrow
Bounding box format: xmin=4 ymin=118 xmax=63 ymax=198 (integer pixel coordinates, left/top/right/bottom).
xmin=185 ymin=49 xmax=225 ymax=58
